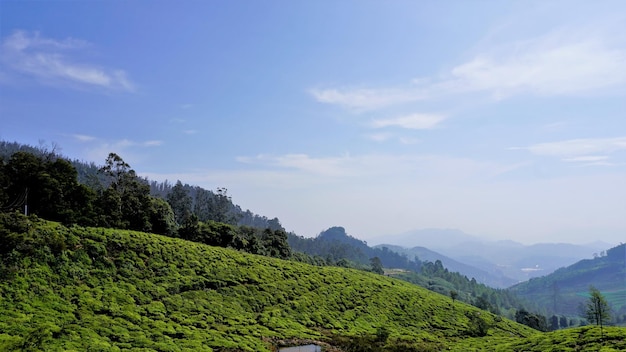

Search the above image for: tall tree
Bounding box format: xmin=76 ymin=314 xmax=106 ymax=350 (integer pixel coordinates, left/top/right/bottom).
xmin=585 ymin=286 xmax=611 ymax=340
xmin=370 ymin=256 xmax=384 ymax=275
xmin=97 ymin=153 xmax=152 ymax=232
xmin=210 ymin=187 xmax=239 ymax=224
xmin=166 ymin=180 xmax=192 ymax=225
xmin=149 ymin=197 xmax=177 ymax=236
xmin=100 ymin=153 xmax=131 ymax=191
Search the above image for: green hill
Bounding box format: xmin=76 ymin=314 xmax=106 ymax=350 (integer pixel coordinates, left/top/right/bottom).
xmin=0 ymin=213 xmax=541 ymax=351
xmin=510 ymin=243 xmax=626 ymax=322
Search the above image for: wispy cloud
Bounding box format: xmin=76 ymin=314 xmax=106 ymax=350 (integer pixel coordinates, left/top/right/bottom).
xmin=512 ymin=137 xmax=626 ymax=166
xmin=237 ymin=153 xmax=352 ymax=177
xmin=72 ymin=134 xmax=96 ymax=142
xmin=371 ymin=113 xmax=446 ymax=130
xmin=1 ymin=30 xmax=134 ymax=91
xmin=444 ymin=30 xmax=626 ymax=98
xmin=311 ymin=27 xmax=626 ymax=110
xmin=365 ymin=132 xmax=394 ymax=142
xmin=519 ymin=137 xmax=626 ymax=157
xmin=309 ymin=86 xmax=427 ymax=111
xmin=67 ymin=135 xmax=163 ymax=164
xmin=237 ymin=152 xmax=525 ymax=183
xmin=562 ymin=155 xmax=609 ymax=163
xmin=142 ymin=140 xmax=163 ymax=147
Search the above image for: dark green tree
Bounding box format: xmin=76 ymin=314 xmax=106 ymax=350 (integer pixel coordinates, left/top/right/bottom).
xmin=167 ymin=180 xmax=192 ymax=225
xmin=585 ymin=286 xmax=611 ymax=340
xmin=559 ymin=315 xmax=568 ymax=329
xmin=97 ymin=153 xmax=152 ymax=232
xmin=550 ymin=315 xmax=559 ymax=331
xmin=370 ymin=256 xmax=384 ymax=275
xmin=210 ymin=187 xmax=238 ymax=224
xmin=100 ymin=152 xmax=130 ymax=191
xmin=178 ymin=213 xmax=200 ymax=241
xmin=149 ymin=197 xmax=177 ymax=236
xmin=450 ymin=290 xmax=459 ymax=304
xmin=96 ymin=188 xmax=124 ymax=228
xmin=192 ymin=188 xmax=212 ymax=221
xmin=515 ymin=309 xmax=548 ymax=332
xmin=262 ymin=228 xmax=291 ymax=259
xmin=2 ymin=152 xmax=93 ymax=225
xmin=466 ymin=312 xmax=489 ymax=337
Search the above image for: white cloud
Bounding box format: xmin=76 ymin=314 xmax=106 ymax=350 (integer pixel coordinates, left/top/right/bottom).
xmin=562 ymin=155 xmax=610 ymax=163
xmin=512 ymin=137 xmax=626 ymax=167
xmin=72 ymin=134 xmax=96 ymax=142
xmin=237 ymin=153 xmax=352 ymax=177
xmin=69 ymin=137 xmax=163 ymax=165
xmin=365 ymin=132 xmax=394 ymax=142
xmin=1 ymin=30 xmax=134 ymax=91
xmin=236 ymin=152 xmax=525 ymax=184
xmin=445 ymin=30 xmax=626 ymax=98
xmin=309 ymin=86 xmax=427 ymax=111
xmin=311 ymin=27 xmax=626 ymax=110
xmin=142 ymin=140 xmax=163 ymax=147
xmin=399 ymin=137 xmax=420 ymax=145
xmin=371 ymin=113 xmax=446 ymax=130
xmin=519 ymin=137 xmax=626 ymax=158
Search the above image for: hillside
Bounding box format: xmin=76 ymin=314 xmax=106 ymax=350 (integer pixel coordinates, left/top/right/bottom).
xmin=375 ymin=244 xmax=517 ymax=288
xmin=510 ymin=243 xmax=626 ymax=322
xmin=0 ymin=213 xmax=541 ymax=351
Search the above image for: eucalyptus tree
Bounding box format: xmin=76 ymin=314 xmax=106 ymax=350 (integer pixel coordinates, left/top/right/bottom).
xmin=585 ymin=286 xmax=611 ymax=340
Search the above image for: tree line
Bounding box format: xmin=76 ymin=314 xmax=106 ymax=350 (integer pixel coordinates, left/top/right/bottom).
xmin=0 ymin=148 xmax=290 ymax=259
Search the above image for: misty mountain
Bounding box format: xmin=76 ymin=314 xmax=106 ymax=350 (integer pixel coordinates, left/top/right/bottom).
xmin=438 ymin=241 xmax=609 ymax=283
xmin=374 ymin=244 xmax=517 ymax=288
xmin=375 ymin=226 xmax=612 ymax=283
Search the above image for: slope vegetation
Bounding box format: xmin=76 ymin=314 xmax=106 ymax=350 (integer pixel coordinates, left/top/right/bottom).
xmin=0 ymin=213 xmax=537 ymax=351
xmin=510 ymin=243 xmax=626 ymax=320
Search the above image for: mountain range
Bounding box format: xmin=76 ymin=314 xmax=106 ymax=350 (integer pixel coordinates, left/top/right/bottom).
xmin=375 ymin=228 xmax=613 ymax=284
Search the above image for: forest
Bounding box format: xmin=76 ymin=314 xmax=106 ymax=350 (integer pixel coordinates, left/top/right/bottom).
xmin=0 ymin=142 xmax=291 ymax=260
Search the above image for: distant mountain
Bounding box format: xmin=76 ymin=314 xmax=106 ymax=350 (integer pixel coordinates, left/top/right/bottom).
xmin=439 ymin=241 xmax=606 ymax=283
xmin=374 ymin=244 xmax=517 ymax=288
xmin=509 ymin=243 xmax=626 ymax=322
xmin=287 ymin=226 xmax=421 ymax=272
xmin=373 ymin=227 xmax=607 ymax=283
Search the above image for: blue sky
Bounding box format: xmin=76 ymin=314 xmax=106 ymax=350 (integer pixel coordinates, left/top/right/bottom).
xmin=1 ymin=1 xmax=625 ymax=245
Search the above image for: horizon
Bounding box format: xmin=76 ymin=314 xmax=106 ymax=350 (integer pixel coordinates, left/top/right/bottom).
xmin=2 ymin=1 xmax=625 ymax=245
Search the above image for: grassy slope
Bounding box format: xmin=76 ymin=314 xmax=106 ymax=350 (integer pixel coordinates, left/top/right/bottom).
xmin=0 ymin=216 xmax=623 ymax=351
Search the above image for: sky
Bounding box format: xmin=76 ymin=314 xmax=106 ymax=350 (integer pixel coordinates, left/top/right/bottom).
xmin=1 ymin=1 xmax=625 ymax=245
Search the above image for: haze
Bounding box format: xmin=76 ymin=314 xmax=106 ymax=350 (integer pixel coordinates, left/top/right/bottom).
xmin=1 ymin=1 xmax=625 ymax=245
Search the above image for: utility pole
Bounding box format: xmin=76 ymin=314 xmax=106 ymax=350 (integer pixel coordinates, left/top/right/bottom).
xmin=24 ymin=187 xmax=28 ymax=216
